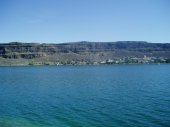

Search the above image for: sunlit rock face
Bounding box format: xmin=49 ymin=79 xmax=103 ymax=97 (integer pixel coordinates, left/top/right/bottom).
xmin=0 ymin=41 xmax=170 ymax=65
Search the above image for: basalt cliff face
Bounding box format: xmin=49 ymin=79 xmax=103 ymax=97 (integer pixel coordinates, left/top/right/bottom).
xmin=0 ymin=41 xmax=170 ymax=65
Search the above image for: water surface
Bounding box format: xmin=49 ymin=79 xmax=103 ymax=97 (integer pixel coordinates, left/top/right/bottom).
xmin=0 ymin=65 xmax=170 ymax=127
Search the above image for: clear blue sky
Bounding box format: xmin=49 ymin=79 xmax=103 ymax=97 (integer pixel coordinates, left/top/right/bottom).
xmin=0 ymin=0 xmax=170 ymax=43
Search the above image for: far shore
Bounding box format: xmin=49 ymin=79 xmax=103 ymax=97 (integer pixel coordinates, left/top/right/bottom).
xmin=0 ymin=62 xmax=169 ymax=67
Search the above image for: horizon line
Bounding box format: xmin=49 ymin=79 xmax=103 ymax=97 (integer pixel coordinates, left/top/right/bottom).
xmin=0 ymin=40 xmax=169 ymax=44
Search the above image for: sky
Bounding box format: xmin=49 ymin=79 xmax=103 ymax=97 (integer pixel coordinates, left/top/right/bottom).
xmin=0 ymin=0 xmax=170 ymax=43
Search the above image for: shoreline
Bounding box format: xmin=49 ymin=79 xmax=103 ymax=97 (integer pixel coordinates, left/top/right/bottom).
xmin=0 ymin=63 xmax=169 ymax=67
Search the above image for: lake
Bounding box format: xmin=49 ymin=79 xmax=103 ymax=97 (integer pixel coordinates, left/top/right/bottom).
xmin=0 ymin=65 xmax=170 ymax=127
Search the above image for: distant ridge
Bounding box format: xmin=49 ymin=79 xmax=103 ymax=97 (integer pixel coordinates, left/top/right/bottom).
xmin=0 ymin=41 xmax=170 ymax=65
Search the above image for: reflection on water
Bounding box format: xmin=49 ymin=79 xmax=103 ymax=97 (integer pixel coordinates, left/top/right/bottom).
xmin=0 ymin=65 xmax=170 ymax=127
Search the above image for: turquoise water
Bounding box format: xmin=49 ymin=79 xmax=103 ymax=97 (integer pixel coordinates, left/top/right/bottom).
xmin=0 ymin=65 xmax=170 ymax=127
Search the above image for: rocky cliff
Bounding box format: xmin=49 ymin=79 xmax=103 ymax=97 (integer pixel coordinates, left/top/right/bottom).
xmin=0 ymin=41 xmax=170 ymax=65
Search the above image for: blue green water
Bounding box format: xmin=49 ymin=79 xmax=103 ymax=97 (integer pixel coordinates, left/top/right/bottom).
xmin=0 ymin=65 xmax=170 ymax=127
